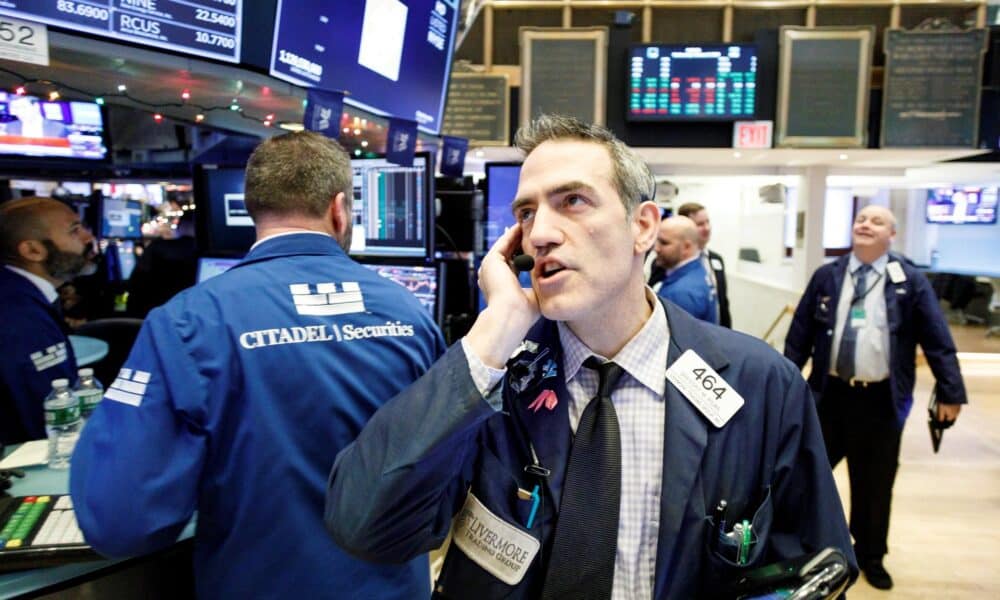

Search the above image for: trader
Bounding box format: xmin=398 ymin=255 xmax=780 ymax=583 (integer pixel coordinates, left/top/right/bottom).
xmin=0 ymin=197 xmax=95 ymax=444
xmin=785 ymin=204 xmax=965 ymax=590
xmin=677 ymin=202 xmax=731 ymax=328
xmin=327 ymin=115 xmax=856 ymax=599
xmin=652 ymin=215 xmax=718 ymax=323
xmin=71 ymin=132 xmax=446 ymax=598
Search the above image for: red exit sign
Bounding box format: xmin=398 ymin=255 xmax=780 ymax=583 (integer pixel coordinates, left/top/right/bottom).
xmin=733 ymin=121 xmax=773 ymax=149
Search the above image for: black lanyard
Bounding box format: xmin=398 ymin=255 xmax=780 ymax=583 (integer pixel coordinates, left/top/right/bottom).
xmin=850 ymin=268 xmax=882 ymax=305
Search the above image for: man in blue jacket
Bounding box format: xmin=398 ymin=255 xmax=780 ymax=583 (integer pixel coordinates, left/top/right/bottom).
xmin=71 ymin=132 xmax=446 ymax=598
xmin=653 ymin=215 xmax=718 ymax=323
xmin=327 ymin=116 xmax=855 ymax=599
xmin=1 ymin=197 xmax=96 ymax=444
xmin=784 ymin=204 xmax=966 ymax=590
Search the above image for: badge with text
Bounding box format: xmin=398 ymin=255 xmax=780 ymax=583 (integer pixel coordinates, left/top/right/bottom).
xmin=886 ymin=261 xmax=906 ymax=284
xmin=0 ymin=16 xmax=48 ymax=66
xmin=850 ymin=306 xmax=867 ymax=328
xmin=453 ymin=493 xmax=540 ymax=585
xmin=666 ymin=350 xmax=744 ymax=428
xmin=710 ymin=258 xmax=723 ymax=271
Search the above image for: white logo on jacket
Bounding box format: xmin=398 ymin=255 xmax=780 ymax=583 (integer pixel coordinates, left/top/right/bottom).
xmin=30 ymin=342 xmax=68 ymax=372
xmin=289 ymin=282 xmax=366 ymax=316
xmin=104 ymin=368 xmax=151 ymax=407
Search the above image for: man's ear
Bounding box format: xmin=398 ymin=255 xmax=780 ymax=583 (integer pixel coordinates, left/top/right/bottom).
xmin=17 ymin=239 xmax=47 ymax=264
xmin=328 ymin=192 xmax=349 ymax=236
xmin=632 ymin=200 xmax=660 ymax=255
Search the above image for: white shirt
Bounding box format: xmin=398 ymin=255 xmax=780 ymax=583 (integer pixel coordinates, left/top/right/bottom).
xmin=829 ymin=253 xmax=891 ymax=382
xmin=5 ymin=265 xmax=58 ymax=304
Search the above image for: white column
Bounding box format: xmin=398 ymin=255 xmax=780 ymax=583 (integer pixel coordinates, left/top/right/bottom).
xmin=797 ymin=166 xmax=828 ymax=288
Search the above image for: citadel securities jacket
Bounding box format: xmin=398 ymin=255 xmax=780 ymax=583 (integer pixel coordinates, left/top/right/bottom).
xmin=784 ymin=252 xmax=967 ymax=428
xmin=0 ymin=266 xmax=78 ymax=444
xmin=70 ymin=233 xmax=446 ymax=599
xmin=327 ymin=298 xmax=856 ymax=599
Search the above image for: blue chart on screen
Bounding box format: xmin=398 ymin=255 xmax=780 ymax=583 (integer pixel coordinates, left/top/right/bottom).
xmin=0 ymin=91 xmax=106 ymax=160
xmin=0 ymin=1 xmax=243 ymax=63
xmin=628 ymin=44 xmax=757 ymax=120
xmin=363 ymin=263 xmax=437 ymax=316
xmin=269 ymin=0 xmax=458 ymax=134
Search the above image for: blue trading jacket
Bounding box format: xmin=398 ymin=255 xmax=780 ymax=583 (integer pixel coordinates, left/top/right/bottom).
xmin=656 ymin=258 xmax=719 ymax=324
xmin=784 ymin=252 xmax=967 ymax=428
xmin=1 ymin=267 xmax=78 ymax=444
xmin=327 ymin=298 xmax=856 ymax=599
xmin=70 ymin=234 xmax=446 ymax=599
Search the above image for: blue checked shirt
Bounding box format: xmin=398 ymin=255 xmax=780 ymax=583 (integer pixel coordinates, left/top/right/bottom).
xmin=463 ymin=290 xmax=669 ymax=600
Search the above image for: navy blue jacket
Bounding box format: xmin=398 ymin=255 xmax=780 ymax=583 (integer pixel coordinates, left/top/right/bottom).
xmin=784 ymin=252 xmax=966 ymax=427
xmin=1 ymin=267 xmax=78 ymax=444
xmin=71 ymin=234 xmax=446 ymax=599
xmin=657 ymin=258 xmax=718 ymax=324
xmin=327 ymin=299 xmax=855 ymax=599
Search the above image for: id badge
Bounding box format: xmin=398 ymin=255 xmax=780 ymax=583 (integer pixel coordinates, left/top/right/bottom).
xmin=850 ymin=306 xmax=866 ymax=328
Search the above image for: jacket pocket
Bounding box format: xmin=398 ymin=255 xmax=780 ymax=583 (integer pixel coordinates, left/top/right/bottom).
xmin=701 ymin=486 xmax=775 ymax=594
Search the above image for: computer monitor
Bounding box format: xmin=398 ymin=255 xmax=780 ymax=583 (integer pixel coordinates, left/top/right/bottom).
xmin=197 ymin=257 xmax=242 ymax=284
xmin=0 ymin=91 xmax=108 ymax=161
xmin=926 ymin=187 xmax=998 ymax=225
xmin=362 ymin=261 xmax=442 ymax=323
xmin=350 ymin=153 xmax=434 ymax=259
xmin=484 ymin=162 xmax=522 ymax=252
xmin=100 ymin=198 xmax=143 ymax=239
xmin=193 ymin=164 xmax=256 ymax=257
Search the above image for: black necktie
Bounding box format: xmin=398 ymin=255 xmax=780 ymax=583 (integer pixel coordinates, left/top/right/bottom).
xmin=541 ymin=357 xmax=624 ymax=600
xmin=836 ymin=264 xmax=871 ymax=380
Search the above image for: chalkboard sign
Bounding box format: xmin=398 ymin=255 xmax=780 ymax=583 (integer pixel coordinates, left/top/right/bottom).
xmin=520 ymin=28 xmax=608 ymax=127
xmin=442 ymin=73 xmax=510 ymax=146
xmin=777 ymin=27 xmax=875 ymax=147
xmin=881 ymin=28 xmax=988 ymax=148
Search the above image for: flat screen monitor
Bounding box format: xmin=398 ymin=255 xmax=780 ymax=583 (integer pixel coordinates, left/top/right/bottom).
xmin=484 ymin=162 xmax=521 ymax=251
xmin=197 ymin=256 xmax=242 ymax=283
xmin=362 ymin=261 xmax=442 ymax=322
xmin=350 ymin=153 xmax=433 ymax=258
xmin=0 ymin=92 xmax=107 ymax=160
xmin=627 ymin=44 xmax=757 ymax=121
xmin=101 ymin=198 xmax=143 ymax=239
xmin=269 ymin=0 xmax=458 ymax=134
xmin=194 ymin=165 xmax=256 ymax=256
xmin=926 ymin=188 xmax=998 ymax=225
xmin=0 ymin=3 xmax=243 ymax=63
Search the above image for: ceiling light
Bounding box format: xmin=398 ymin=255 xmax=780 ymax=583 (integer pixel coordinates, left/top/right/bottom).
xmin=839 ymin=154 xmax=848 ymax=160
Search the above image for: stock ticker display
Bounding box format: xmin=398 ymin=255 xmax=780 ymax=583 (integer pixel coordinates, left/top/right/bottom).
xmin=628 ymin=44 xmax=757 ymax=121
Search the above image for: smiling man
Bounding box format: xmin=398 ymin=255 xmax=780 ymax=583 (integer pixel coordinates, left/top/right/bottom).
xmin=0 ymin=197 xmax=97 ymax=444
xmin=785 ymin=204 xmax=966 ymax=590
xmin=327 ymin=115 xmax=855 ymax=599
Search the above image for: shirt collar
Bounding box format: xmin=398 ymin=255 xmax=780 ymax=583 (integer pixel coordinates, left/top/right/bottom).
xmin=557 ymin=288 xmax=668 ymax=397
xmin=5 ymin=265 xmax=58 ymax=303
xmin=849 ymin=252 xmax=889 ymax=276
xmin=250 ymin=230 xmax=330 ymax=251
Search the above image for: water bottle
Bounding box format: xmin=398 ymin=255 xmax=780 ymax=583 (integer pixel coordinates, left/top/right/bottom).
xmin=74 ymin=368 xmax=104 ymax=422
xmin=44 ymin=378 xmax=81 ymax=470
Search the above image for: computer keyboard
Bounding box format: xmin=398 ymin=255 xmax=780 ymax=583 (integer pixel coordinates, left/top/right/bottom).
xmin=0 ymin=494 xmax=100 ymax=573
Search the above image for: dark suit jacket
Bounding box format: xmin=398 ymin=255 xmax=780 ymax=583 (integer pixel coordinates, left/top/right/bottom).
xmin=784 ymin=252 xmax=966 ymax=428
xmin=327 ymin=299 xmax=856 ymax=598
xmin=708 ymin=249 xmax=732 ymax=328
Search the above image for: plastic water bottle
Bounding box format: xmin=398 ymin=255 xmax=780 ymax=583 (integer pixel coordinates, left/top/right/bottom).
xmin=44 ymin=378 xmax=81 ymax=470
xmin=73 ymin=368 xmax=104 ymax=422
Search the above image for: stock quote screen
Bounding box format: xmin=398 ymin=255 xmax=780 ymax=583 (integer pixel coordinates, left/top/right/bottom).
xmin=628 ymin=44 xmax=757 ymax=121
xmin=350 ymin=155 xmax=430 ymax=258
xmin=0 ymin=1 xmax=242 ymax=63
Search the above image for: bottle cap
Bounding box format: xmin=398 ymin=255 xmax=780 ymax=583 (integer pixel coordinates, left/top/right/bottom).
xmin=78 ymin=368 xmax=94 ymax=376
xmin=52 ymin=378 xmax=69 ymax=388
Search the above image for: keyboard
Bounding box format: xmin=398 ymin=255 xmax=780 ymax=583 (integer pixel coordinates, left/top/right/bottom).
xmin=0 ymin=494 xmax=100 ymax=573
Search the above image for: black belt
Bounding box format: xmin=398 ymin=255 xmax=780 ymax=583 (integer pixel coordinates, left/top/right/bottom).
xmin=831 ymin=376 xmax=889 ymax=390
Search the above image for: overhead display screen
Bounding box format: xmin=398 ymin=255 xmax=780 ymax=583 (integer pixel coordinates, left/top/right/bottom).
xmin=628 ymin=44 xmax=757 ymax=121
xmin=926 ymin=188 xmax=998 ymax=225
xmin=0 ymin=91 xmax=107 ymax=160
xmin=0 ymin=1 xmax=243 ymax=63
xmin=269 ymin=0 xmax=458 ymax=134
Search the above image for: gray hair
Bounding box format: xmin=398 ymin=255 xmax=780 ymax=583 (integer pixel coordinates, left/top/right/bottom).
xmin=244 ymin=131 xmax=352 ymax=220
xmin=514 ymin=115 xmax=653 ymax=215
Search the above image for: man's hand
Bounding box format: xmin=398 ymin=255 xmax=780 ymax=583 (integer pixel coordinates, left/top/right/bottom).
xmin=936 ymin=403 xmax=962 ymax=423
xmin=465 ymin=224 xmax=540 ymax=368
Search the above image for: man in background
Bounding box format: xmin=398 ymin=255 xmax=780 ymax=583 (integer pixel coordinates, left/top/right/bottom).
xmin=127 ymin=209 xmax=198 ymax=317
xmin=785 ymin=204 xmax=966 ymax=590
xmin=71 ymin=131 xmax=446 ymax=598
xmin=653 ymin=215 xmax=718 ymax=323
xmin=677 ymin=202 xmax=731 ymax=328
xmin=0 ymin=197 xmax=96 ymax=444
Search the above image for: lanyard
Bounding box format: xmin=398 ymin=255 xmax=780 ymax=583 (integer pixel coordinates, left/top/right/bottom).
xmin=850 ymin=268 xmax=882 ymax=305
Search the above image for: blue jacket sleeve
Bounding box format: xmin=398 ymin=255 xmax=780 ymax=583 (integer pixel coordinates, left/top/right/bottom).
xmin=325 ymin=342 xmax=495 ymax=563
xmin=783 ymin=271 xmax=821 ymax=369
xmin=70 ymin=311 xmax=207 ymax=558
xmin=911 ymin=271 xmax=967 ymax=405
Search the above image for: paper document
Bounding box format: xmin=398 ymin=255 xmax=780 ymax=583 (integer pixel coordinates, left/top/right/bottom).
xmin=0 ymin=440 xmax=49 ymax=469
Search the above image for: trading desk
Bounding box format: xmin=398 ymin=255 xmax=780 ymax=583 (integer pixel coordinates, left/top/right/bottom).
xmin=0 ymin=448 xmax=194 ymax=598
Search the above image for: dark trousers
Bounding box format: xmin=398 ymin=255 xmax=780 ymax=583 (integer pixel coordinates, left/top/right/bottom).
xmin=818 ymin=378 xmax=902 ymax=562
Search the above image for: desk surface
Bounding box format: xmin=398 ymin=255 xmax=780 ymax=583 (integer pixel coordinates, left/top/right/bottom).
xmin=68 ymin=335 xmax=109 ymax=368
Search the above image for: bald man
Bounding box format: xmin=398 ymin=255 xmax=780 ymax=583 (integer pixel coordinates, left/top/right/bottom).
xmin=652 ymin=216 xmax=718 ymax=323
xmin=1 ymin=197 xmax=97 ymax=444
xmin=785 ymin=205 xmax=966 ymax=590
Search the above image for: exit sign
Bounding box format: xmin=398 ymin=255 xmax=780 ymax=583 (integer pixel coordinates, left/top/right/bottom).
xmin=733 ymin=121 xmax=773 ymax=149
